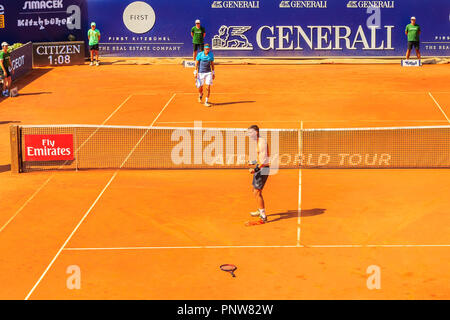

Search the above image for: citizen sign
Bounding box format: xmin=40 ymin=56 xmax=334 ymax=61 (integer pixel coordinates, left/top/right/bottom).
xmin=213 ymin=24 xmax=394 ymax=51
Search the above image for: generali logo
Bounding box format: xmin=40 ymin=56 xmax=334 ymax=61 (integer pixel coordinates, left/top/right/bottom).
xmin=347 ymin=1 xmax=395 ymax=8
xmin=211 ymin=1 xmax=260 ymax=9
xmin=212 ymin=25 xmax=253 ymax=50
xmin=280 ymin=1 xmax=328 ymax=8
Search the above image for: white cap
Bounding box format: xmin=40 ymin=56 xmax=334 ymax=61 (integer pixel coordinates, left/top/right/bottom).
xmin=1 ymin=42 xmax=8 ymax=47
xmin=411 ymin=16 xmax=416 ymax=20
xmin=195 ymin=19 xmax=200 ymax=24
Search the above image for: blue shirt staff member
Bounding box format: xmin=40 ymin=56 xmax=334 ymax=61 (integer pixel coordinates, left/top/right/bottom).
xmin=405 ymin=16 xmax=421 ymax=59
xmin=194 ymin=44 xmax=215 ymax=107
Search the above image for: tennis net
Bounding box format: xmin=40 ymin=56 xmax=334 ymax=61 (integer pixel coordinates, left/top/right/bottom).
xmin=10 ymin=124 xmax=450 ymax=173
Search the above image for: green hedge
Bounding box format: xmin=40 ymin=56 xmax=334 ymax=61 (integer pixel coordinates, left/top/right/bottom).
xmin=7 ymin=43 xmax=23 ymax=53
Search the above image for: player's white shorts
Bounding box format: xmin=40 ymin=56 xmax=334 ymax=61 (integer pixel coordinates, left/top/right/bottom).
xmin=196 ymin=72 xmax=213 ymax=88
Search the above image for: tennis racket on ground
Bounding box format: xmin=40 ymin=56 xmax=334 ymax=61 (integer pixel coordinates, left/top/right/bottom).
xmin=220 ymin=264 xmax=237 ymax=277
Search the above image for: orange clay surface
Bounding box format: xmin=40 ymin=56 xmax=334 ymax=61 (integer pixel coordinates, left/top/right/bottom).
xmin=0 ymin=63 xmax=449 ymax=299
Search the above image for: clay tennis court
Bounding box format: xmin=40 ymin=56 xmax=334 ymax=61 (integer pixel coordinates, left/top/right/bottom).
xmin=0 ymin=62 xmax=449 ymax=299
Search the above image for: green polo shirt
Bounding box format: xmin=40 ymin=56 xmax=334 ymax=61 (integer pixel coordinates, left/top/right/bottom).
xmin=191 ymin=26 xmax=205 ymax=44
xmin=405 ymin=24 xmax=421 ymax=42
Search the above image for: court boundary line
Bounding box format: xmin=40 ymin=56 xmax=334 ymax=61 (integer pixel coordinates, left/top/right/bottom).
xmin=131 ymin=91 xmax=450 ymax=95
xmin=428 ymin=92 xmax=450 ymax=123
xmin=62 ymin=244 xmax=450 ymax=250
xmin=297 ymin=121 xmax=303 ymax=247
xmin=0 ymin=94 xmax=134 ymax=235
xmin=155 ymin=120 xmax=449 ymax=124
xmin=24 ymin=93 xmax=177 ymax=300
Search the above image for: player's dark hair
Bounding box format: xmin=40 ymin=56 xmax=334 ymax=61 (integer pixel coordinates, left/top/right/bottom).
xmin=248 ymin=125 xmax=260 ymax=135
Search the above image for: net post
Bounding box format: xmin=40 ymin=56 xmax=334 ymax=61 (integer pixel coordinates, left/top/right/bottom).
xmin=10 ymin=125 xmax=22 ymax=174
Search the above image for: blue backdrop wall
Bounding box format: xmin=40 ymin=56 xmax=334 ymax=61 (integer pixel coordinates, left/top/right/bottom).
xmin=1 ymin=0 xmax=449 ymax=57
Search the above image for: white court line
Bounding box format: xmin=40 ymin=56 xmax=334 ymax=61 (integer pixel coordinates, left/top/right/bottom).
xmin=24 ymin=93 xmax=177 ymax=300
xmin=156 ymin=120 xmax=449 ymax=125
xmin=297 ymin=121 xmax=303 ymax=247
xmin=62 ymin=244 xmax=450 ymax=251
xmin=175 ymin=92 xmax=450 ymax=94
xmin=0 ymin=94 xmax=133 ymax=235
xmin=428 ymin=92 xmax=450 ymax=123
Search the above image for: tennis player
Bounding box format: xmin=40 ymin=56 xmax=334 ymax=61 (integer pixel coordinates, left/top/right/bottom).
xmin=191 ymin=19 xmax=206 ymax=60
xmin=88 ymin=22 xmax=101 ymax=66
xmin=194 ymin=44 xmax=215 ymax=107
xmin=248 ymin=125 xmax=269 ymax=224
xmin=0 ymin=42 xmax=13 ymax=97
xmin=405 ymin=16 xmax=421 ymax=59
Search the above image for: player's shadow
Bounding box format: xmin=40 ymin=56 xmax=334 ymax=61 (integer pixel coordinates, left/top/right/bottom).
xmin=212 ymin=100 xmax=255 ymax=106
xmin=17 ymin=92 xmax=52 ymax=96
xmin=267 ymin=208 xmax=326 ymax=223
xmin=0 ymin=164 xmax=11 ymax=173
xmin=0 ymin=121 xmax=21 ymax=125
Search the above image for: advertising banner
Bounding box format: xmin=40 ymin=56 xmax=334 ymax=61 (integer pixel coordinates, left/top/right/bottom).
xmin=24 ymin=134 xmax=74 ymax=161
xmin=85 ymin=0 xmax=450 ymax=57
xmin=33 ymin=41 xmax=85 ymax=66
xmin=1 ymin=0 xmax=448 ymax=57
xmin=0 ymin=0 xmax=87 ymax=44
xmin=10 ymin=42 xmax=33 ymax=81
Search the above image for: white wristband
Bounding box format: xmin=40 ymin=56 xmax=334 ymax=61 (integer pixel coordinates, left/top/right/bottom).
xmin=194 ymin=70 xmax=197 ymax=75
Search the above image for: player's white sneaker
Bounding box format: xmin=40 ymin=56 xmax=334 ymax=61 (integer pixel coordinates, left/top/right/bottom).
xmin=250 ymin=211 xmax=260 ymax=217
xmin=90 ymin=62 xmax=94 ymax=66
xmin=198 ymin=95 xmax=202 ymax=103
xmin=96 ymin=61 xmax=100 ymax=66
xmin=204 ymin=101 xmax=211 ymax=107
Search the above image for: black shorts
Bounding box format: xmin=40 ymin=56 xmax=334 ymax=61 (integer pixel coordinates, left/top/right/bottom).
xmin=90 ymin=44 xmax=99 ymax=51
xmin=0 ymin=68 xmax=11 ymax=79
xmin=407 ymin=41 xmax=420 ymax=50
xmin=193 ymin=43 xmax=204 ymax=52
xmin=252 ymin=167 xmax=270 ymax=190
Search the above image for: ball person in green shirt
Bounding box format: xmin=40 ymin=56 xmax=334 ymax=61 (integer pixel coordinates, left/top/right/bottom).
xmin=0 ymin=42 xmax=13 ymax=97
xmin=191 ymin=19 xmax=206 ymax=60
xmin=405 ymin=16 xmax=421 ymax=60
xmin=88 ymin=22 xmax=101 ymax=66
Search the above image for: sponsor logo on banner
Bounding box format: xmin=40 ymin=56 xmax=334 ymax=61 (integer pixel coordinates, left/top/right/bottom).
xmin=123 ymin=1 xmax=156 ymax=34
xmin=212 ymin=26 xmax=253 ymax=50
xmin=24 ymin=134 xmax=74 ymax=161
xmin=346 ymin=1 xmax=394 ymax=8
xmin=401 ymin=59 xmax=421 ymax=67
xmin=0 ymin=4 xmax=5 ymax=28
xmin=18 ymin=1 xmax=81 ymax=30
xmin=213 ymin=24 xmax=394 ymax=51
xmin=211 ymin=1 xmax=260 ymax=9
xmin=279 ymin=1 xmax=327 ymax=8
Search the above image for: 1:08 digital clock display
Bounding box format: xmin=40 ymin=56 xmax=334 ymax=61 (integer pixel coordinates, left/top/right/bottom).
xmin=32 ymin=41 xmax=85 ymax=67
